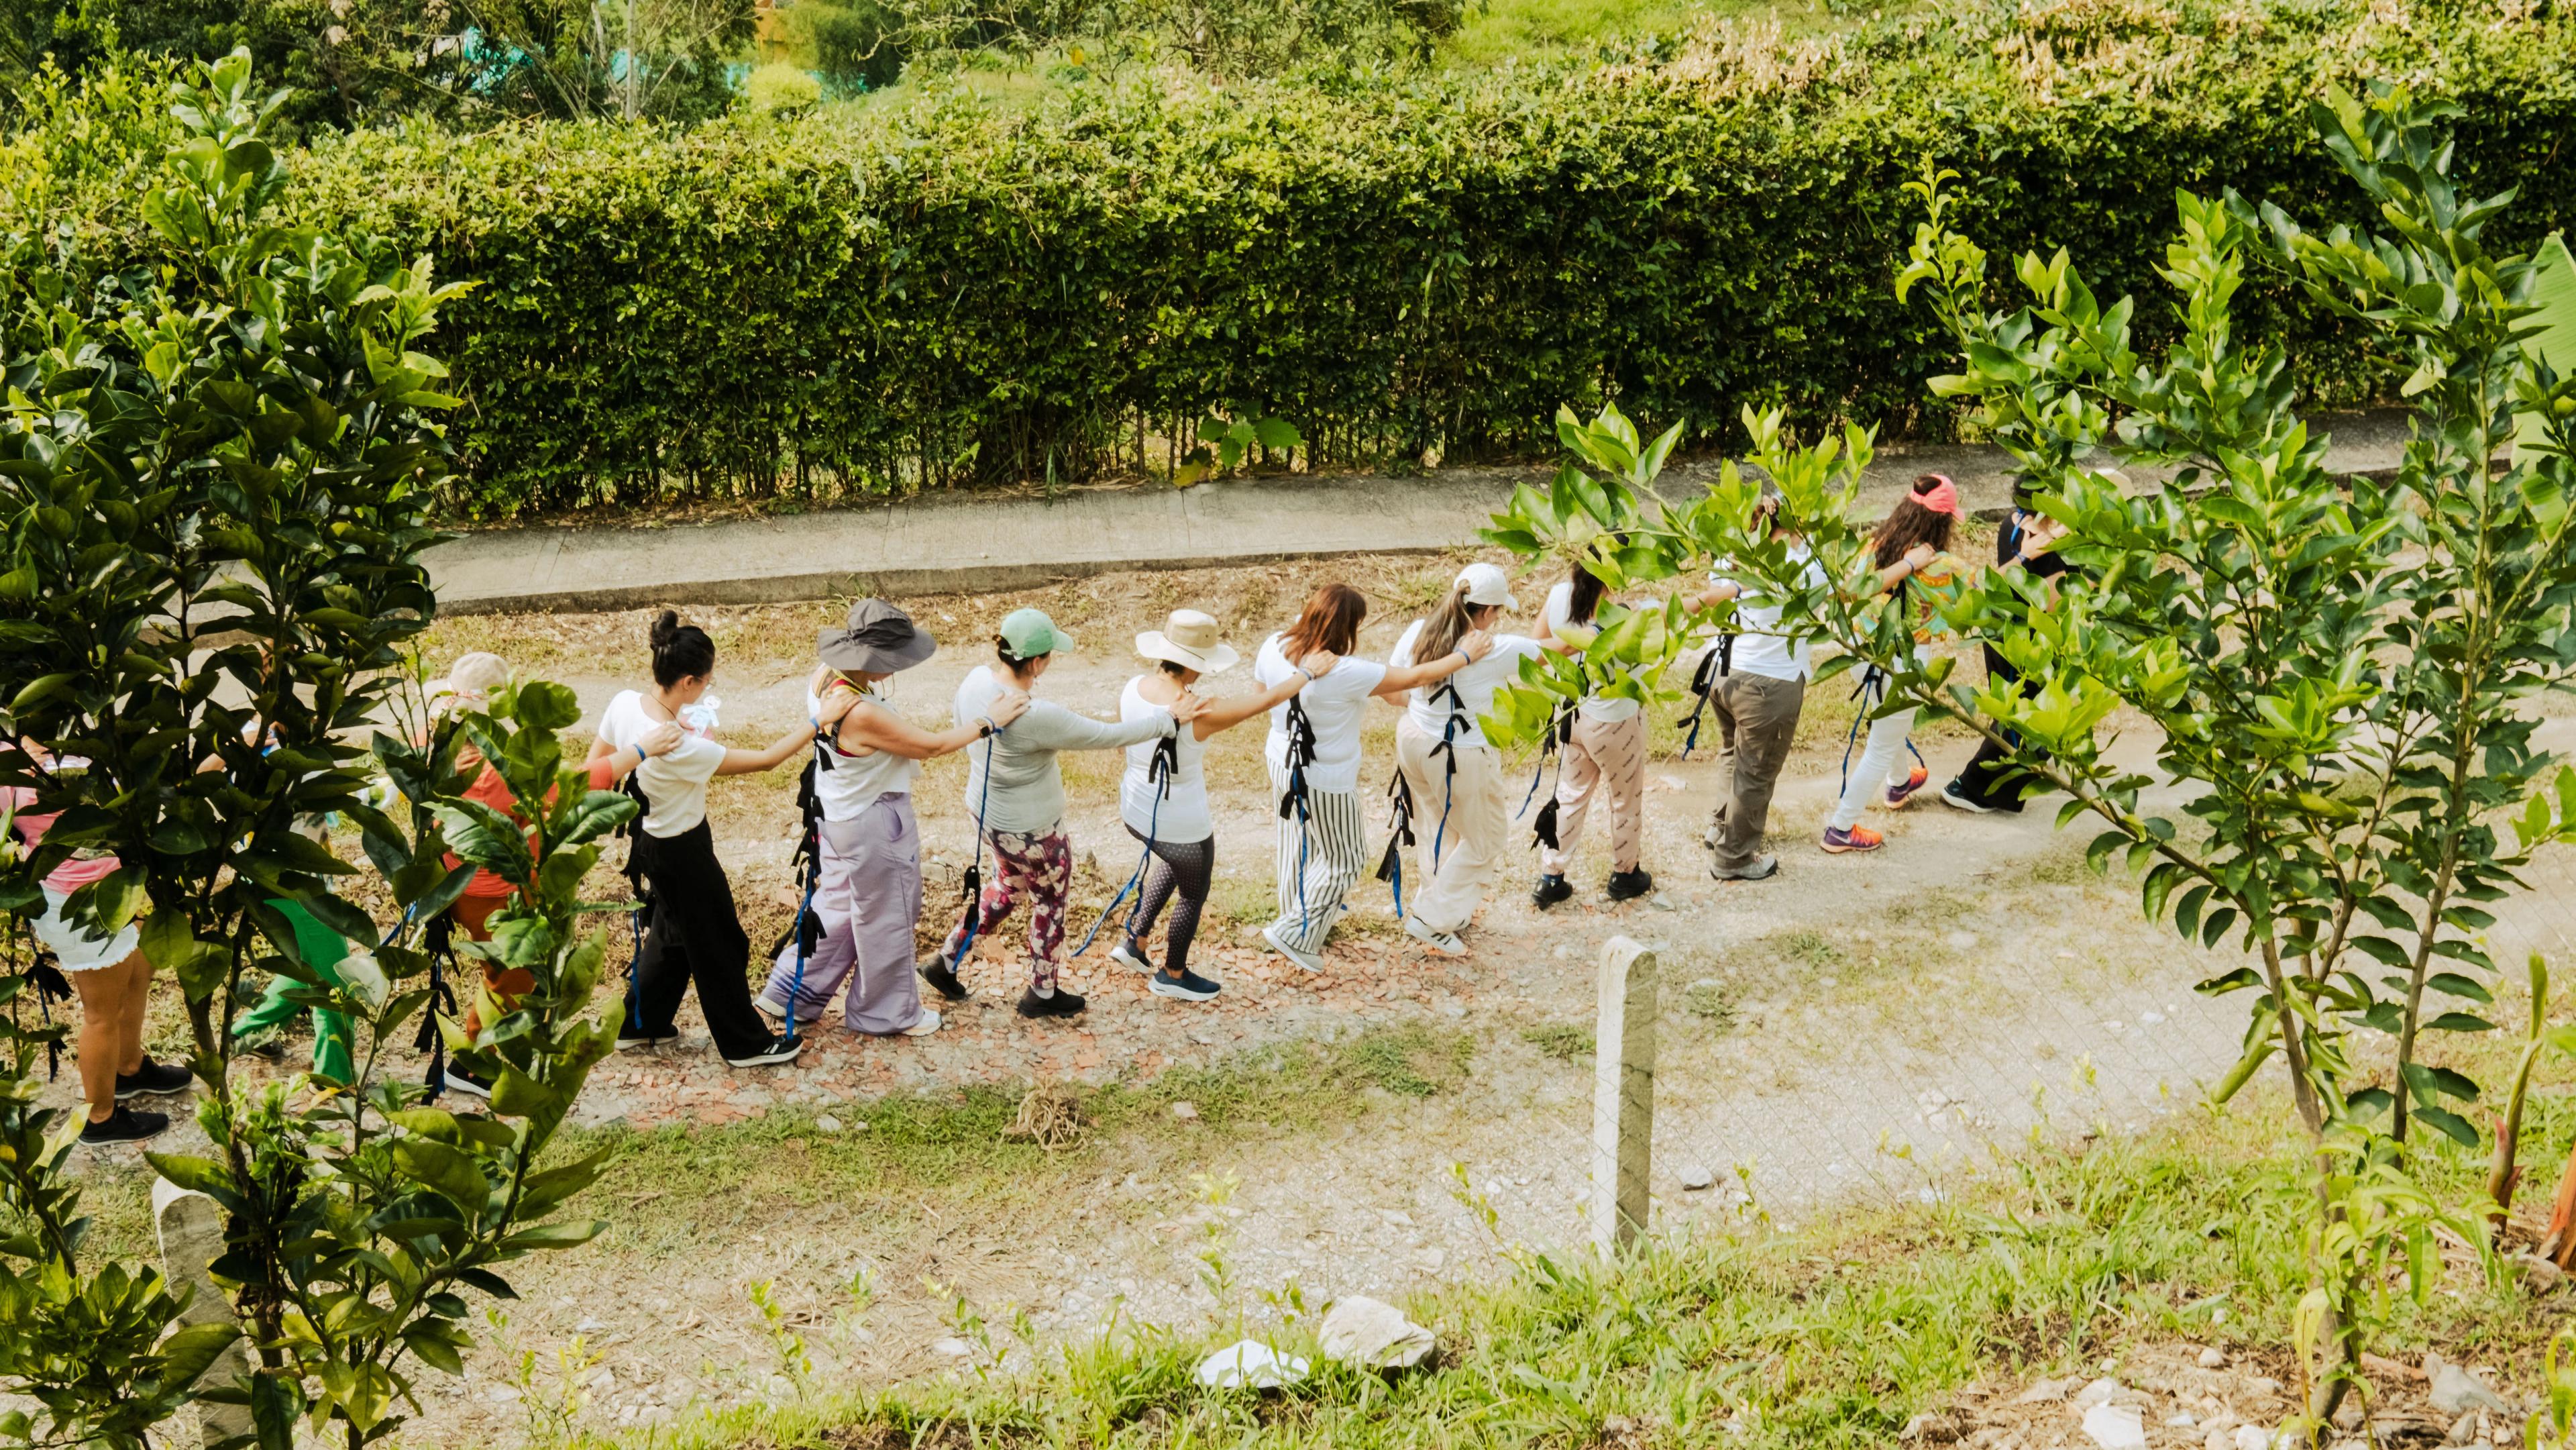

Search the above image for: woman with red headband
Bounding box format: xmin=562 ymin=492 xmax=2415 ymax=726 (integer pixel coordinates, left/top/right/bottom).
xmin=1821 ymin=474 xmax=1964 ymax=854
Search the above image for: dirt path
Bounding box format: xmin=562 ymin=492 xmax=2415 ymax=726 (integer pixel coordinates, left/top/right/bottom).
xmin=61 ymin=554 xmax=2576 ymax=1447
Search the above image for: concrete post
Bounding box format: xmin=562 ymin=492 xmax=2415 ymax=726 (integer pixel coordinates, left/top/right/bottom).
xmin=153 ymin=1177 xmax=255 ymax=1449
xmin=1589 ymin=935 xmax=1656 ymax=1255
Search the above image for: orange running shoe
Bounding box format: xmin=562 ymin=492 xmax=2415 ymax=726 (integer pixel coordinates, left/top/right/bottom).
xmin=1821 ymin=824 xmax=1885 ymax=853
xmin=1884 ymin=765 xmax=1931 ymax=809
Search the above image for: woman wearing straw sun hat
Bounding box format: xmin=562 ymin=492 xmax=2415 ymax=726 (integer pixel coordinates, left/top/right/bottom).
xmin=1101 ymin=609 xmax=1330 ymax=1002
xmin=926 ymin=607 xmax=1207 ymax=1021
xmin=1385 ymin=562 xmax=1556 ymax=956
xmin=753 ymin=600 xmax=1026 ymax=1037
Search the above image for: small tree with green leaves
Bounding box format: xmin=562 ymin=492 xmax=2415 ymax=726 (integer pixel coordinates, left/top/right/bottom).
xmin=1483 ymin=84 xmax=2576 ymax=1424
xmin=0 ymin=51 xmax=624 ymax=1450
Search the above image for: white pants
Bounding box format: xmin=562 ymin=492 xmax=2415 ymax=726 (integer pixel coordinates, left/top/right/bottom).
xmin=1393 ymin=717 xmax=1506 ymax=936
xmin=1829 ymin=703 xmax=1919 ymax=831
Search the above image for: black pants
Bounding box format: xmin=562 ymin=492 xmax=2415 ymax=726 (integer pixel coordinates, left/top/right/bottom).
xmin=1950 ymin=645 xmax=2038 ymax=812
xmin=629 ymin=821 xmax=771 ymax=1058
xmin=1125 ymin=825 xmax=1213 ymax=978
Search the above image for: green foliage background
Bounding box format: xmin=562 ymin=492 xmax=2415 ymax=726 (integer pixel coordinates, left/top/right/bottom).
xmin=16 ymin=0 xmax=2575 ymax=517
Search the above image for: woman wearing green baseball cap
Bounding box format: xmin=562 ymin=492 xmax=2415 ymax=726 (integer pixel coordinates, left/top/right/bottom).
xmin=926 ymin=608 xmax=1207 ymax=1019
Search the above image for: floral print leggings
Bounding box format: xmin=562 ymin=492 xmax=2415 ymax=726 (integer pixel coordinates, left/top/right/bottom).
xmin=941 ymin=826 xmax=1073 ymax=992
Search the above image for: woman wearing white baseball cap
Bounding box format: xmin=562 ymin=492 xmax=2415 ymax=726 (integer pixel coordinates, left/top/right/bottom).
xmin=1102 ymin=609 xmax=1330 ymax=1002
xmin=1385 ymin=562 xmax=1554 ymax=955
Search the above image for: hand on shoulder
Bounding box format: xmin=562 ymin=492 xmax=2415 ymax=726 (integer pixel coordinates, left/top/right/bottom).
xmin=1296 ymin=649 xmax=1338 ymax=678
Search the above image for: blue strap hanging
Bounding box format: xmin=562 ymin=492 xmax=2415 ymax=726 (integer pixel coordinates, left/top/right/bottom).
xmin=1375 ymin=768 xmax=1416 ymax=917
xmin=1075 ymin=729 xmax=1177 ymax=960
xmin=1426 ymin=679 xmax=1465 ymax=870
xmin=1678 ymin=637 xmax=1730 ymax=760
xmin=946 ymin=727 xmax=1000 ymax=970
xmin=1839 ymin=664 xmax=1925 ymax=798
xmin=615 ymin=770 xmax=653 ymax=1033
xmin=1276 ymin=694 xmax=1322 ymax=937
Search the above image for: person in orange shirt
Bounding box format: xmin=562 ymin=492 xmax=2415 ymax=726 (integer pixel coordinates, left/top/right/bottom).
xmin=1820 ymin=474 xmax=1965 ymax=855
xmin=429 ymin=654 xmax=683 ymax=1098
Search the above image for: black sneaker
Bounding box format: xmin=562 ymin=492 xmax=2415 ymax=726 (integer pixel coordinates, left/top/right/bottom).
xmin=239 ymin=1035 xmax=290 ymax=1063
xmin=919 ymin=957 xmax=971 ymax=1001
xmin=614 ymin=1029 xmax=680 ymax=1052
xmin=722 ymin=1034 xmax=804 ymax=1068
xmin=1939 ymin=779 xmax=1997 ymax=815
xmin=115 ymin=1057 xmax=193 ymax=1098
xmin=441 ymin=1066 xmax=493 ymax=1100
xmin=1530 ymin=874 xmax=1574 ymax=910
xmin=1016 ymin=986 xmax=1087 ymax=1019
xmin=1606 ymin=868 xmax=1655 ymax=902
xmin=81 ymin=1106 xmax=170 ymax=1145
xmin=1148 ymin=969 xmax=1221 ymax=1002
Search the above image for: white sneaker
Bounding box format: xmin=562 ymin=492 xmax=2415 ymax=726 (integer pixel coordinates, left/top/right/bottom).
xmin=1108 ymin=940 xmax=1153 ymax=974
xmin=1260 ymin=921 xmax=1326 ymax=973
xmin=899 ymin=1009 xmax=943 ymax=1037
xmin=1403 ymin=917 xmax=1467 ymax=957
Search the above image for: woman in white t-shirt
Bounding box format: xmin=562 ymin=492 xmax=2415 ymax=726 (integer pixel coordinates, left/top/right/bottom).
xmin=1104 ymin=609 xmax=1323 ymax=1002
xmin=1529 ymin=564 xmax=1653 ymax=909
xmin=1251 ymin=582 xmax=1494 ymax=972
xmin=753 ymin=600 xmax=1026 ymax=1039
xmin=586 ymin=612 xmax=821 ymax=1070
xmin=1385 ymin=562 xmax=1556 ymax=955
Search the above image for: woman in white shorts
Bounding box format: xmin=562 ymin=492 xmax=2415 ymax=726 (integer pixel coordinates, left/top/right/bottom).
xmin=8 ymin=750 xmax=191 ymax=1144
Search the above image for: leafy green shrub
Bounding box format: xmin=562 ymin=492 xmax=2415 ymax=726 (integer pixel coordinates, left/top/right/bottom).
xmin=745 ymin=60 xmax=824 ymax=115
xmin=16 ymin=0 xmax=2576 ymax=516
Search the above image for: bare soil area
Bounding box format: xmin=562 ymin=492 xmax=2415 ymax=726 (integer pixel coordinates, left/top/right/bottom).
xmin=60 ymin=550 xmax=2576 ymax=1448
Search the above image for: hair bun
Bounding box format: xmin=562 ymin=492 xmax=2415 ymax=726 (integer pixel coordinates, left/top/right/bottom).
xmin=650 ymin=610 xmax=682 ymax=649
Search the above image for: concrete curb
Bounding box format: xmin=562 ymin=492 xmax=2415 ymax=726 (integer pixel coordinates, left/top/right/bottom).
xmin=424 ymin=412 xmax=2414 ymax=617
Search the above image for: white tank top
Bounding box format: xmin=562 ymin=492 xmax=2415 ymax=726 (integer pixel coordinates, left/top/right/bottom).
xmin=809 ymin=689 xmax=919 ymax=820
xmin=1119 ymin=677 xmax=1212 ymax=843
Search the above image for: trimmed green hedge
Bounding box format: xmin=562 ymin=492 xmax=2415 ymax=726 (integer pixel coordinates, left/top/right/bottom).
xmin=29 ymin=0 xmax=2576 ymax=516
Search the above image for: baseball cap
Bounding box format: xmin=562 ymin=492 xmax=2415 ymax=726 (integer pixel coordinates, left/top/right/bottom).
xmin=998 ymin=607 xmax=1076 ymax=658
xmin=1453 ymin=562 xmax=1519 ymax=610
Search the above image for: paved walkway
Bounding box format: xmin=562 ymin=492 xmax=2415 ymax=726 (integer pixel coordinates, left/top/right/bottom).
xmin=423 ymin=412 xmax=2414 ymax=615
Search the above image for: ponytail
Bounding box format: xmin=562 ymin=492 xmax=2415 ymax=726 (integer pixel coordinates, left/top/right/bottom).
xmin=649 ymin=610 xmax=716 ymax=687
xmin=1564 ymin=564 xmax=1607 ymax=628
xmin=1415 ymin=584 xmax=1480 ymax=666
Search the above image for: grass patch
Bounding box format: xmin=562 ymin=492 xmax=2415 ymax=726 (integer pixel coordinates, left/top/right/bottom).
xmin=1519 ymin=1022 xmax=1596 ymax=1061
xmin=573 ymin=1097 xmax=2574 ymax=1450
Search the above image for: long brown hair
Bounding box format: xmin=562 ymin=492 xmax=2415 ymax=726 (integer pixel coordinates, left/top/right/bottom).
xmin=1282 ymin=584 xmax=1366 ymax=658
xmin=1871 ymin=475 xmax=1960 ymax=568
xmin=1415 ymin=582 xmax=1482 ymax=665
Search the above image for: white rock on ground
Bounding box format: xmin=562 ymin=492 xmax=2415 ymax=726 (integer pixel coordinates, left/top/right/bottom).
xmin=2426 ymin=1355 xmax=2514 ymax=1418
xmin=1194 ymin=1340 xmax=1309 ymax=1390
xmin=2082 ymin=1402 xmax=2147 ymax=1450
xmin=2198 ymin=1346 xmax=2227 ymax=1369
xmin=1316 ymin=1296 xmax=1435 ymax=1369
xmin=2076 ymin=1378 xmax=2123 ymax=1408
xmin=1678 ymin=1164 xmax=1716 ymax=1191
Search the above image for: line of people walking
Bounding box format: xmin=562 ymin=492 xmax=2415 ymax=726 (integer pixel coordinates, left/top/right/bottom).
xmin=23 ymin=499 xmax=2067 ymax=1137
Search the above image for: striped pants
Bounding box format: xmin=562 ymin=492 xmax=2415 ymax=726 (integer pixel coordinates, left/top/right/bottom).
xmin=1267 ymin=758 xmax=1368 ymax=955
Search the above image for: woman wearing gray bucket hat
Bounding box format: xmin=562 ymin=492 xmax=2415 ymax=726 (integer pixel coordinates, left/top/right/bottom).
xmin=755 ymin=601 xmax=1027 ymax=1037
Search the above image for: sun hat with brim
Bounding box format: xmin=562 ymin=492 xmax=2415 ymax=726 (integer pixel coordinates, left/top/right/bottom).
xmin=428 ymin=652 xmax=511 ymax=715
xmin=1136 ymin=609 xmax=1239 ymax=676
xmin=1453 ymin=561 xmax=1520 ymax=611
xmin=818 ymin=599 xmax=938 ymax=673
xmin=999 ymin=607 xmax=1077 ymax=659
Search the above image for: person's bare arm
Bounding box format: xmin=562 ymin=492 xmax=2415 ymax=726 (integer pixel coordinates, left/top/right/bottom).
xmin=1191 ymin=656 xmax=1334 ymax=740
xmin=1373 ymin=630 xmax=1496 ymax=698
xmin=844 ymin=690 xmax=1029 ymax=760
xmin=1876 ymin=543 xmax=1936 ymax=594
xmin=592 ymin=721 xmax=686 ymax=783
xmin=716 ymin=723 xmax=814 ymax=776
